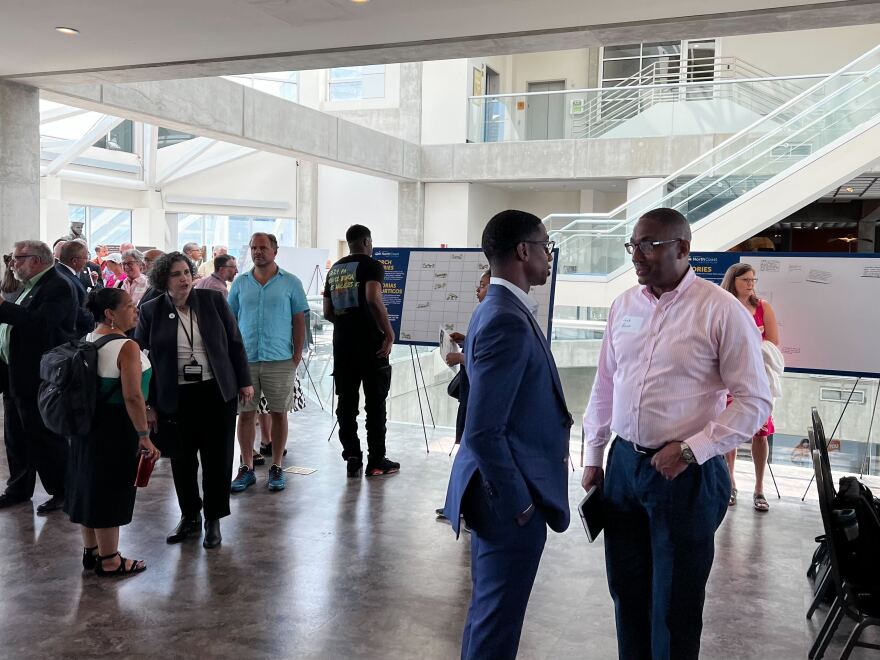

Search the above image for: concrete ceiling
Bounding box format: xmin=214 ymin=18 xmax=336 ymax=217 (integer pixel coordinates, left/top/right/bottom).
xmin=3 ymin=0 xmax=880 ymax=85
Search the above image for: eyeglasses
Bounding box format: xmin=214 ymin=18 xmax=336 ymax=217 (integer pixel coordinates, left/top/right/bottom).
xmin=624 ymin=238 xmax=682 ymax=255
xmin=522 ymin=240 xmax=556 ymax=254
xmin=737 ymin=277 xmax=758 ymax=284
xmin=121 ymin=261 xmax=140 ymax=267
xmin=10 ymin=254 xmax=39 ymax=262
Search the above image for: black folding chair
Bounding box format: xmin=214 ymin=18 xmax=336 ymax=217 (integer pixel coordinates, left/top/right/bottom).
xmin=808 ymin=407 xmax=880 ymax=659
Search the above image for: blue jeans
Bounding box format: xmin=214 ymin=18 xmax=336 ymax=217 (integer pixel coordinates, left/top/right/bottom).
xmin=604 ymin=438 xmax=730 ymax=660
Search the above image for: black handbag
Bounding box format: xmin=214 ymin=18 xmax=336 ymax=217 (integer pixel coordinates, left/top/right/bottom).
xmin=447 ymin=371 xmax=463 ymax=401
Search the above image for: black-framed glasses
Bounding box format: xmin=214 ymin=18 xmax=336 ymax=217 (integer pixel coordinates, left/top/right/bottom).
xmin=10 ymin=254 xmax=40 ymax=262
xmin=624 ymin=238 xmax=682 ymax=255
xmin=522 ymin=240 xmax=556 ymax=254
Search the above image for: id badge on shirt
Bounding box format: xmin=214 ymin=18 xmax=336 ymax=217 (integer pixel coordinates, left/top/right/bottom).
xmin=619 ymin=315 xmax=644 ymax=333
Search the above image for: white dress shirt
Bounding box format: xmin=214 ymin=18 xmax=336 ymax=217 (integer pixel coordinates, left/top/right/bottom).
xmin=582 ymin=268 xmax=771 ymax=466
xmin=489 ymin=277 xmax=539 ymax=318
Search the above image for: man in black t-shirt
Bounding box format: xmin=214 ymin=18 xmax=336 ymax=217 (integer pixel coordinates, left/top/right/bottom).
xmin=323 ymin=224 xmax=399 ymax=478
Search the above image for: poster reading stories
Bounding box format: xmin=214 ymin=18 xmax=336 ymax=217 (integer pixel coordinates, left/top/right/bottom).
xmin=373 ymin=247 xmax=558 ymax=346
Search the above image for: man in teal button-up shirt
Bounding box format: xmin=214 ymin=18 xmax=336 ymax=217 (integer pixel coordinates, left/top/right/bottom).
xmin=228 ymin=233 xmax=308 ymax=493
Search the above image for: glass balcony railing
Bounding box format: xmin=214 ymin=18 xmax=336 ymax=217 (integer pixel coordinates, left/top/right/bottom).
xmin=548 ymin=45 xmax=880 ymax=276
xmin=467 ymin=75 xmax=819 ymax=143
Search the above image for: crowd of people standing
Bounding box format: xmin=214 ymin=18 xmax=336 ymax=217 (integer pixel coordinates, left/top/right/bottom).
xmin=0 ymin=226 xmax=400 ymax=578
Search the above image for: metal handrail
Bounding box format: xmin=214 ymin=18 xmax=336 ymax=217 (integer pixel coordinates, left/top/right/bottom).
xmin=467 ymin=73 xmax=831 ymax=101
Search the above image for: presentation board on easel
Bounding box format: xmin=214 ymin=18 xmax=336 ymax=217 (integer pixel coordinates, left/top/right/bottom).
xmin=237 ymin=246 xmax=328 ymax=295
xmin=373 ymin=247 xmax=559 ymax=347
xmin=690 ymin=252 xmax=880 ymax=377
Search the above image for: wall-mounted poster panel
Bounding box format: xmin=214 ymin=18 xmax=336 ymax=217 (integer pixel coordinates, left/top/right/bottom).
xmin=373 ymin=247 xmax=559 ymax=346
xmin=691 ymin=252 xmax=880 ymax=378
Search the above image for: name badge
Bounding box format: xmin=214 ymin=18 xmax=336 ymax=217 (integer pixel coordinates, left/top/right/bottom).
xmin=619 ymin=315 xmax=644 ymax=333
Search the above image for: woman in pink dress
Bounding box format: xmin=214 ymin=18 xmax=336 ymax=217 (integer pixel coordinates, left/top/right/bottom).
xmin=721 ymin=263 xmax=779 ymax=512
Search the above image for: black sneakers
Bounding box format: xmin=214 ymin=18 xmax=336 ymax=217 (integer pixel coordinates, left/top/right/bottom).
xmin=365 ymin=458 xmax=400 ymax=477
xmin=346 ymin=457 xmax=363 ymax=478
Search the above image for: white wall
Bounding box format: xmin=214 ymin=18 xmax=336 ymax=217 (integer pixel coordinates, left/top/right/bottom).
xmin=466 ymin=183 xmax=511 ymax=246
xmin=423 ymin=182 xmax=469 ymax=247
xmin=508 ymin=190 xmax=581 ymax=218
xmin=316 ymin=164 xmax=399 ymax=259
xmin=509 ymin=49 xmax=592 ymax=92
xmin=721 ymin=24 xmax=880 ymax=76
xmin=422 ymin=59 xmax=469 ymax=145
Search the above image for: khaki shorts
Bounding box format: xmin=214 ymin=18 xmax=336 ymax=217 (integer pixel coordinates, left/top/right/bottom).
xmin=239 ymin=360 xmax=296 ymax=413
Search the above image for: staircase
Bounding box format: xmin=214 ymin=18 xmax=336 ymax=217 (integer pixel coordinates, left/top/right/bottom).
xmin=548 ymin=44 xmax=880 ymax=308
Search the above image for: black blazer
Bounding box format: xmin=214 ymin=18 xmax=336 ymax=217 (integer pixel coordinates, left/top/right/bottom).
xmin=0 ymin=266 xmax=77 ymax=399
xmin=135 ymin=288 xmax=250 ymax=413
xmin=55 ymin=263 xmax=95 ymax=337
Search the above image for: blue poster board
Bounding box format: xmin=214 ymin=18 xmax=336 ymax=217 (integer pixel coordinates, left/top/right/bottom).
xmin=374 ymin=247 xmax=558 ymax=347
xmin=690 ymin=252 xmax=880 ymax=378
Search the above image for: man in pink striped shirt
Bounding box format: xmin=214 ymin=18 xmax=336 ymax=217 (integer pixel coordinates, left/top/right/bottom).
xmin=582 ymin=208 xmax=771 ymax=660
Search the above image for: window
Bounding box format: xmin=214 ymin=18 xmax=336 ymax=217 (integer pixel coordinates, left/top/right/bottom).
xmin=177 ymin=214 xmax=296 ymax=256
xmin=600 ymin=40 xmax=716 ymax=87
xmin=158 ymin=127 xmax=198 ymax=149
xmin=69 ymin=205 xmax=133 ymax=248
xmin=328 ymin=65 xmax=385 ymax=101
xmin=819 ymin=388 xmax=866 ymax=405
xmin=93 ymin=119 xmax=134 ymax=153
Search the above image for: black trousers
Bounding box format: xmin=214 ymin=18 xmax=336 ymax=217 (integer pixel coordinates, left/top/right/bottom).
xmin=333 ymin=350 xmax=391 ymax=464
xmin=3 ymin=394 xmax=67 ymax=499
xmin=166 ymin=380 xmax=236 ymax=521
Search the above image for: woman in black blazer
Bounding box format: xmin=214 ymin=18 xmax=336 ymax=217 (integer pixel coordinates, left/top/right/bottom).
xmin=136 ymin=252 xmax=253 ymax=549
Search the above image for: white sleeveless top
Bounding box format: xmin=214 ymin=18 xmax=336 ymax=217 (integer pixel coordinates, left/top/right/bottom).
xmin=86 ymin=332 xmax=151 ymax=378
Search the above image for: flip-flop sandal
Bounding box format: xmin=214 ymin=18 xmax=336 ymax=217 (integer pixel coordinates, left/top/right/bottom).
xmin=754 ymin=494 xmax=770 ymax=512
xmin=728 ymin=488 xmax=737 ymax=507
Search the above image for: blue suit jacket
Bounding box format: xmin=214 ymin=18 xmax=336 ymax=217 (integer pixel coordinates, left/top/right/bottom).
xmin=444 ymin=284 xmax=572 ymax=536
xmin=55 ymin=263 xmax=94 ymax=338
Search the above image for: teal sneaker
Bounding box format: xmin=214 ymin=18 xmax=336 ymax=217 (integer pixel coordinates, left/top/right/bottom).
xmin=230 ymin=465 xmax=256 ymax=493
xmin=267 ymin=464 xmax=286 ymax=491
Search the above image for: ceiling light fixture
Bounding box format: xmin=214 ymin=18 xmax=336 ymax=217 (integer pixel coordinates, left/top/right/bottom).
xmin=845 ymin=187 xmax=855 ymax=193
xmin=55 ymin=26 xmax=79 ymax=35
xmin=350 ymin=0 xmax=370 ymax=3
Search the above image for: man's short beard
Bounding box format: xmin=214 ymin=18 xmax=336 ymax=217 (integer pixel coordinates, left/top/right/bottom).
xmin=12 ymin=271 xmax=26 ymax=283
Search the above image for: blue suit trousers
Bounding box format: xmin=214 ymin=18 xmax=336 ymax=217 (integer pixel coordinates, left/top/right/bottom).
xmin=460 ymin=475 xmax=547 ymax=660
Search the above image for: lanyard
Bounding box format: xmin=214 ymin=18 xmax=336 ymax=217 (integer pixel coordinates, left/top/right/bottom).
xmin=177 ymin=307 xmax=196 ymax=361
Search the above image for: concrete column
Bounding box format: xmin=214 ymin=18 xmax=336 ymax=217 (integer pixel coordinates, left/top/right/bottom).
xmin=0 ymin=81 xmax=40 ymax=251
xmin=398 ymin=63 xmax=423 ymax=144
xmin=397 ymin=181 xmax=425 ymax=247
xmin=626 ymin=177 xmax=665 ymax=220
xmin=296 ymin=160 xmax=318 ymax=248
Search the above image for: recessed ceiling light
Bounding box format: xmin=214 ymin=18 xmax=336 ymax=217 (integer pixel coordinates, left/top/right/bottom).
xmin=55 ymin=26 xmax=79 ymax=35
xmin=350 ymin=0 xmax=369 ymax=3
xmin=845 ymin=187 xmax=855 ymax=193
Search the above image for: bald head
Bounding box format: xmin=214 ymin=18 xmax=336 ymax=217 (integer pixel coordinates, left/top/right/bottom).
xmin=143 ymin=249 xmax=165 ymax=272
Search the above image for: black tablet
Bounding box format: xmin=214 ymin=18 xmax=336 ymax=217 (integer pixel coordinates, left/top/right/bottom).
xmin=578 ymin=485 xmax=604 ymax=543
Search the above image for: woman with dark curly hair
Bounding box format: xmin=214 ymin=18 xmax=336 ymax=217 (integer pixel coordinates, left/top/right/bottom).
xmin=136 ymin=252 xmax=252 ymax=549
xmin=65 ymin=287 xmax=158 ymax=577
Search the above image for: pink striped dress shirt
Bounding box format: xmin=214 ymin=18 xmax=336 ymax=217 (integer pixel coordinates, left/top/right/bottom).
xmin=582 ymin=268 xmax=771 ymax=466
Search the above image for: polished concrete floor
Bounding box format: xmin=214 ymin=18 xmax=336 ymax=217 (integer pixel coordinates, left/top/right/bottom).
xmin=1 ymin=405 xmax=878 ymax=659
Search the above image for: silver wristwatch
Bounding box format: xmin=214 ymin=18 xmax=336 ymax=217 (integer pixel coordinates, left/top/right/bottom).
xmin=680 ymin=442 xmax=697 ymax=464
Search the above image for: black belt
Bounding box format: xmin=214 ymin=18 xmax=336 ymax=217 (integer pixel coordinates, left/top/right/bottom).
xmin=617 ymin=436 xmax=662 ymax=457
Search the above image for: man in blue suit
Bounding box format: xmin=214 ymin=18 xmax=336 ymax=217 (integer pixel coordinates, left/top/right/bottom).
xmin=444 ymin=209 xmax=572 ymax=660
xmin=54 ymin=240 xmax=95 ymax=338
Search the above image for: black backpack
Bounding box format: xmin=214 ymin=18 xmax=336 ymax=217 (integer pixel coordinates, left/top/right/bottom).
xmin=38 ymin=334 xmax=127 ymax=436
xmin=831 ymin=476 xmax=880 ymax=589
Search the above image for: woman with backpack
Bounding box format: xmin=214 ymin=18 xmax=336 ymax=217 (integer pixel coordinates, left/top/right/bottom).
xmin=65 ymin=287 xmax=158 ymax=576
